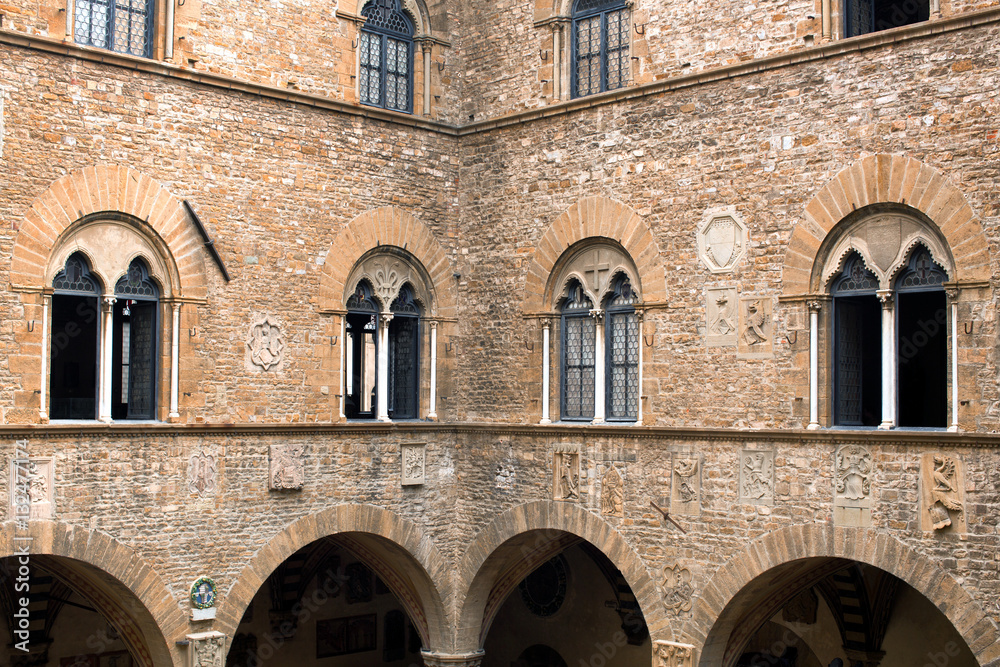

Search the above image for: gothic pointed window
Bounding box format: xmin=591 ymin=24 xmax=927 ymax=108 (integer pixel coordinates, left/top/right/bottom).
xmin=389 ymin=284 xmax=420 ymax=419
xmin=605 ymin=275 xmax=638 ymax=421
xmin=50 ymin=253 xmax=101 ymax=420
xmin=112 ymin=258 xmax=159 ymax=420
xmin=74 ymin=0 xmax=155 ymax=57
xmin=845 ymin=0 xmax=928 ymax=37
xmin=561 ymin=280 xmax=596 ymax=420
xmin=832 ymin=254 xmax=881 ymax=426
xmin=572 ymin=0 xmax=630 ymax=98
xmin=345 ymin=281 xmax=380 ymax=418
xmin=359 ymin=0 xmax=414 ymax=113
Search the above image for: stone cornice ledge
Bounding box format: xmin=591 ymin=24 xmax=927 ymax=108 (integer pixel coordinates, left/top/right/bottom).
xmin=1 ymin=6 xmax=999 ymax=136
xmin=0 ymin=422 xmax=998 ymax=447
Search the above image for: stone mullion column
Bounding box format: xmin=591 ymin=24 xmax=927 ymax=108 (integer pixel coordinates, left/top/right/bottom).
xmin=39 ymin=294 xmax=51 ymax=422
xmin=166 ymin=0 xmax=175 ymax=61
xmin=65 ymin=0 xmax=73 ymax=38
xmin=540 ymin=318 xmax=552 ymax=424
xmin=877 ymin=290 xmax=895 ymax=430
xmin=339 ymin=315 xmax=346 ymax=420
xmin=377 ymin=312 xmax=394 ymax=422
xmin=635 ymin=310 xmax=643 ymax=424
xmin=947 ymin=288 xmax=960 ymax=432
xmin=99 ymin=296 xmax=116 ymax=423
xmin=421 ymin=40 xmax=433 ymax=116
xmin=428 ymin=321 xmax=438 ymax=420
xmin=821 ymin=0 xmax=832 ymax=40
xmin=591 ymin=309 xmax=605 ymax=424
xmin=808 ymin=301 xmax=822 ymax=430
xmin=169 ymin=303 xmax=181 ymax=419
xmin=420 ymin=650 xmax=485 ymax=667
xmin=551 ymin=22 xmax=563 ymax=101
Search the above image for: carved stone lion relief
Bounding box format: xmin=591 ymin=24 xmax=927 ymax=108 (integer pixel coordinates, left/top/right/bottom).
xmin=553 ymin=446 xmax=581 ymax=502
xmin=670 ymin=455 xmax=701 ymax=516
xmin=920 ymin=453 xmax=966 ymax=533
xmin=737 ymin=297 xmax=773 ymax=358
xmin=739 ymin=450 xmax=774 ymax=505
xmin=601 ymin=466 xmax=624 ymax=517
xmin=697 ymin=207 xmax=748 ymax=274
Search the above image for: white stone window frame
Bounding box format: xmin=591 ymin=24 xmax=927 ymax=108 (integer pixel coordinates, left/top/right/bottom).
xmin=541 ymin=242 xmax=643 ymax=425
xmin=807 ymin=212 xmax=959 ymax=431
xmin=342 ymin=249 xmax=437 ymax=422
xmin=42 ymin=217 xmax=181 ymax=423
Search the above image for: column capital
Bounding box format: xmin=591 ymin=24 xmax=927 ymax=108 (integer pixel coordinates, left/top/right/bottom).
xmin=381 ymin=312 xmax=395 ymax=325
xmin=807 ymin=300 xmax=823 ymax=313
xmin=876 ymin=290 xmax=894 ymax=307
xmin=421 ymin=650 xmax=485 ymax=667
xmin=589 ymin=308 xmax=604 ymax=322
xmin=102 ymin=295 xmax=118 ymax=309
xmin=540 ymin=317 xmax=552 ymax=328
xmin=430 ymin=320 xmax=438 ymax=331
xmin=945 ymin=287 xmax=960 ymax=301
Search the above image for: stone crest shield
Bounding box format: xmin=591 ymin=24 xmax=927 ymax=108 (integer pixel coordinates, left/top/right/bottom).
xmin=707 ymin=217 xmax=737 ymax=267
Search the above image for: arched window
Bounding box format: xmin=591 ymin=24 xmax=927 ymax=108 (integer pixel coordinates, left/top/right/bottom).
xmin=572 ymin=0 xmax=630 ymax=98
xmin=50 ymin=253 xmax=101 ymax=420
xmin=832 ymin=254 xmax=881 ymax=426
xmin=560 ymin=280 xmax=596 ymax=421
xmin=49 ymin=254 xmax=160 ymax=421
xmin=112 ymin=258 xmax=159 ymax=420
xmin=345 ymin=281 xmax=380 ymax=418
xmin=359 ymin=0 xmax=415 ymax=113
xmin=344 ymin=273 xmax=423 ymax=421
xmin=845 ymin=0 xmax=928 ymax=37
xmin=74 ymin=0 xmax=155 ymax=57
xmin=605 ymin=274 xmax=638 ymax=421
xmin=831 ymin=245 xmax=948 ymax=428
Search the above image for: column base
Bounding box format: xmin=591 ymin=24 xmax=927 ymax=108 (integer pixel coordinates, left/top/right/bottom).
xmin=539 ymin=418 xmax=551 ymax=425
xmin=948 ymin=424 xmax=960 ymax=433
xmin=807 ymin=422 xmax=821 ymax=430
xmin=878 ymin=420 xmax=893 ymax=430
xmin=420 ymin=650 xmax=485 ymax=667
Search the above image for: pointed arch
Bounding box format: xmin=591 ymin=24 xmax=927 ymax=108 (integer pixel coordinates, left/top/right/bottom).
xmin=685 ymin=524 xmax=1000 ymax=666
xmin=523 ymin=197 xmax=665 ymax=314
xmin=454 ymin=500 xmax=670 ymax=654
xmin=0 ymin=520 xmax=186 ymax=667
xmin=339 ymin=0 xmax=434 ymax=38
xmin=11 ymin=166 xmax=209 ymax=300
xmin=215 ymin=504 xmax=450 ymax=651
xmin=319 ymin=206 xmax=456 ymax=317
xmin=783 ymin=155 xmax=990 ymax=296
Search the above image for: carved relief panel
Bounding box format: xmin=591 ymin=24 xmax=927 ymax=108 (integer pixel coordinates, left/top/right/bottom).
xmin=601 ymin=466 xmax=624 ymax=517
xmin=705 ymin=286 xmax=738 ymax=347
xmin=737 ymin=297 xmax=773 ymax=358
xmin=739 ymin=450 xmax=774 ymax=505
xmin=269 ymin=444 xmax=304 ymax=491
xmin=920 ymin=453 xmax=966 ymax=533
xmin=662 ymin=564 xmax=693 ymax=613
xmin=697 ymin=207 xmax=748 ymax=274
xmin=187 ymin=631 xmax=226 ymax=667
xmin=246 ymin=316 xmax=285 ymax=371
xmin=189 ymin=450 xmax=218 ymax=497
xmin=9 ymin=457 xmax=54 ymax=520
xmin=670 ymin=455 xmax=701 ymax=516
xmin=654 ymin=641 xmax=696 ymax=667
xmin=553 ymin=446 xmax=581 ymax=502
xmin=401 ymin=443 xmax=426 ymax=486
xmin=834 ymin=445 xmax=872 ymax=527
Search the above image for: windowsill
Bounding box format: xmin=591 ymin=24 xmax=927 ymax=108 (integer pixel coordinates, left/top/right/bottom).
xmin=46 ymin=419 xmax=161 ymax=425
xmin=826 ymin=425 xmax=948 ymax=431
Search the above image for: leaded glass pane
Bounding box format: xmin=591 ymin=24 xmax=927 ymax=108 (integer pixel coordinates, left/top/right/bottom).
xmin=563 ymin=314 xmax=596 ymax=419
xmin=846 ymin=0 xmax=873 ymax=36
xmin=574 ymin=0 xmax=617 ymax=13
xmin=53 ymin=254 xmax=101 ymax=294
xmin=362 ymin=0 xmax=413 ymax=36
xmin=347 ymin=282 xmax=379 ymax=313
xmin=607 ymin=310 xmax=638 ymax=420
xmin=390 ymin=284 xmax=419 ymax=314
xmin=126 ymin=300 xmax=156 ymax=419
xmin=115 ymin=259 xmax=158 ymax=298
xmin=389 ymin=315 xmax=418 ymax=419
xmin=75 ymin=0 xmax=152 ymax=57
xmin=897 ymin=248 xmax=946 ymax=290
xmin=359 ymin=32 xmax=382 ymax=106
xmin=605 ymin=9 xmax=629 ymax=91
xmin=833 ymin=255 xmax=879 ymax=294
xmin=575 ymin=15 xmax=601 ymax=97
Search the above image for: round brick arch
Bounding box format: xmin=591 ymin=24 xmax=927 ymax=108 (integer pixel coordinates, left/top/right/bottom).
xmin=0 ymin=520 xmax=186 ymax=667
xmin=216 ymin=503 xmax=451 ymax=650
xmin=684 ymin=524 xmax=1000 ymax=667
xmin=318 ymin=206 xmax=457 ymax=318
xmin=782 ymin=154 xmax=991 ymax=296
xmin=453 ymin=500 xmax=671 ymax=655
xmin=10 ymin=165 xmax=209 ymax=299
xmin=522 ymin=197 xmax=666 ymax=314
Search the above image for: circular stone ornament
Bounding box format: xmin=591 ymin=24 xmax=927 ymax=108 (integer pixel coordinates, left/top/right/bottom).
xmin=519 ymin=555 xmax=568 ymax=617
xmin=190 ymin=577 xmax=218 ymax=609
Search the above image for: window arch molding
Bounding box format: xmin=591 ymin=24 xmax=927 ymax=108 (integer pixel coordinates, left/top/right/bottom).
xmin=816 ymin=206 xmax=955 ymax=293
xmin=342 ymin=0 xmax=432 ymax=38
xmin=548 ymin=240 xmax=642 ymax=311
xmin=343 ymin=246 xmax=435 ymax=314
